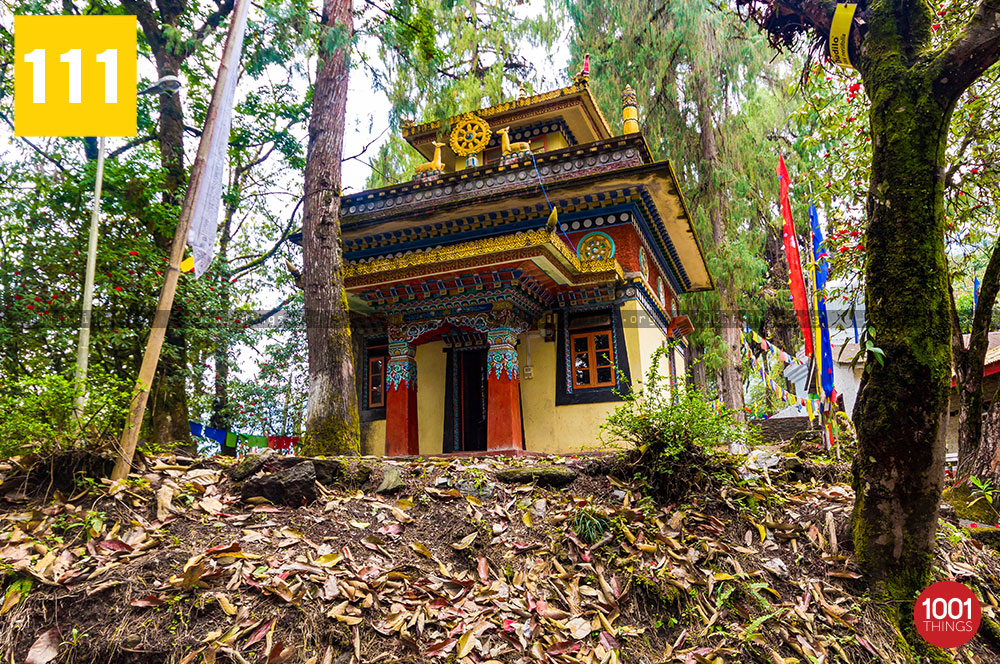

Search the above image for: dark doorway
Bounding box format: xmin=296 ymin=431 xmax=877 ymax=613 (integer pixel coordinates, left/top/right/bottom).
xmin=459 ymin=349 xmax=488 ymax=451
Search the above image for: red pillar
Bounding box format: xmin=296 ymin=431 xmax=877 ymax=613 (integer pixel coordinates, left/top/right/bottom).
xmin=486 ymin=327 xmax=523 ymax=451
xmin=385 ymin=340 xmax=419 ymax=456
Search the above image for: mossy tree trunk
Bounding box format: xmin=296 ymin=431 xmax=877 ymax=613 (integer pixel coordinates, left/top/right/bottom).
xmin=952 ymin=237 xmax=1000 ymax=482
xmin=300 ymin=0 xmax=360 ymax=456
xmin=732 ymin=0 xmax=1000 ymax=640
xmin=849 ymin=63 xmax=955 ymax=602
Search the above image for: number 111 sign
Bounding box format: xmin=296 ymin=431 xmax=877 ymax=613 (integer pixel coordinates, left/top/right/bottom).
xmin=14 ymin=16 xmax=137 ymax=137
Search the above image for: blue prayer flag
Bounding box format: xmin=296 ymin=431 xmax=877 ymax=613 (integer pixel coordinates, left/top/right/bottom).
xmin=809 ymin=205 xmax=836 ymax=398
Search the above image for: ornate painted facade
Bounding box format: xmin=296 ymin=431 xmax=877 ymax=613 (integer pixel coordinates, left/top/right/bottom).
xmin=342 ymin=78 xmax=713 ymax=456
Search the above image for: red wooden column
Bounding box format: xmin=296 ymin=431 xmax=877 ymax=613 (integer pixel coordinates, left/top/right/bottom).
xmin=385 ymin=339 xmax=419 ymax=456
xmin=486 ymin=327 xmax=523 ymax=451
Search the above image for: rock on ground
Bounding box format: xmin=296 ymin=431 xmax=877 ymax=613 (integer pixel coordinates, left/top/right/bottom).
xmin=241 ymin=461 xmax=317 ymax=506
xmin=495 ymin=465 xmax=577 ymax=487
xmin=376 ymin=465 xmax=405 ymax=494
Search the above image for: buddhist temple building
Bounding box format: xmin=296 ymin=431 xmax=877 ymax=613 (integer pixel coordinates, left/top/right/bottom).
xmin=341 ymin=77 xmax=713 ymax=456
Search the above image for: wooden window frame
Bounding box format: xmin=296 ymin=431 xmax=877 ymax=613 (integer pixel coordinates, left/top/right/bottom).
xmin=569 ymin=329 xmax=615 ymax=389
xmin=367 ymin=348 xmax=388 ymax=409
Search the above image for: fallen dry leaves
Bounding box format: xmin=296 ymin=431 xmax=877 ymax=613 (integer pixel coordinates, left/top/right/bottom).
xmin=1 ymin=452 xmax=1000 ymax=664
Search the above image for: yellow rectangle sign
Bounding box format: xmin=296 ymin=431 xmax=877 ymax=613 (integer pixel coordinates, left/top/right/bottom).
xmin=829 ymin=4 xmax=857 ymax=69
xmin=14 ymin=15 xmax=137 ymax=137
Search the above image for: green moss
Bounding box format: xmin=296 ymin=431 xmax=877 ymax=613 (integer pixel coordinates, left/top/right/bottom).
xmin=299 ymin=410 xmax=360 ymax=457
xmin=942 ymin=484 xmax=999 ymax=525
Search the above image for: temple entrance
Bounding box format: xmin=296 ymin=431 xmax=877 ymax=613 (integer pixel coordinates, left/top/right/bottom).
xmin=458 ymin=349 xmax=488 ymax=451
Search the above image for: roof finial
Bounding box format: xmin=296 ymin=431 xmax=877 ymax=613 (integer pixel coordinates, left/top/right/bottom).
xmin=517 ymin=82 xmax=527 ymax=100
xmin=573 ymin=53 xmax=590 ymax=84
xmin=622 ymin=84 xmax=639 ymax=134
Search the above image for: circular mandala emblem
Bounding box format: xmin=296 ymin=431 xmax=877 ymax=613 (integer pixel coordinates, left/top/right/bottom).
xmin=450 ymin=115 xmax=492 ymax=156
xmin=578 ymin=231 xmax=615 ymax=261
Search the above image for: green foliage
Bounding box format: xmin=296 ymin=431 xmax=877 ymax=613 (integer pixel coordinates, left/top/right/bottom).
xmin=787 ymin=0 xmax=1000 ymax=333
xmin=0 ymin=369 xmax=131 ymax=457
xmin=0 ymin=0 xmax=314 ymax=450
xmin=571 ymin=506 xmax=610 ymax=544
xmin=565 ymin=0 xmax=803 ymax=384
xmin=360 ymin=0 xmax=559 ymax=187
xmin=969 ymin=476 xmax=997 ymax=512
xmin=602 ymin=346 xmax=759 ymax=465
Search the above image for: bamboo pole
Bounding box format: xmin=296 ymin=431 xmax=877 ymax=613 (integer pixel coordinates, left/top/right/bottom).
xmin=73 ymin=136 xmax=106 ymax=419
xmin=111 ymin=0 xmax=247 ymax=481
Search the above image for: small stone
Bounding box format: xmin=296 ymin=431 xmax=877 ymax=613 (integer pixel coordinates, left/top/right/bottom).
xmin=495 ymin=465 xmax=577 ymax=487
xmin=376 ymin=466 xmax=405 ymax=494
xmin=455 ymin=479 xmax=495 ymax=500
xmin=763 ymin=557 xmax=789 ymax=578
xmin=228 ymin=448 xmax=275 ymax=482
xmin=241 ymin=462 xmax=317 ymax=506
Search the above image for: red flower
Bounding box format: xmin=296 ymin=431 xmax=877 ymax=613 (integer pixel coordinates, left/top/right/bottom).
xmin=839 ymin=246 xmax=848 ymax=253
xmin=849 ymin=83 xmax=860 ymax=93
xmin=128 ymin=251 xmax=138 ymax=256
xmin=114 ymin=286 xmax=123 ymax=292
xmin=931 ymin=23 xmax=941 ymax=31
xmin=34 ymin=296 xmax=41 ymax=302
xmin=27 ymin=304 xmax=34 ymax=310
xmin=14 ymin=295 xmax=21 ymax=300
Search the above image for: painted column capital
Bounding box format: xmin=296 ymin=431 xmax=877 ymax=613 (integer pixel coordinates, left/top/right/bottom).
xmin=387 ymin=339 xmax=417 ymax=391
xmin=487 ymin=327 xmax=519 ymax=381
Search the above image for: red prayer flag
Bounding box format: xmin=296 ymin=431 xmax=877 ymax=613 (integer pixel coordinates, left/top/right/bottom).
xmin=777 ymin=155 xmax=814 ymax=356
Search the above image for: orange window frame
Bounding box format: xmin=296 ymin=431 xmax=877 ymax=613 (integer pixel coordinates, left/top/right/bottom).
xmin=367 ymin=351 xmax=388 ymax=408
xmin=570 ymin=330 xmax=616 ymax=389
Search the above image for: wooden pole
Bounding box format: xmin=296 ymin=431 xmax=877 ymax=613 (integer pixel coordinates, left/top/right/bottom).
xmin=73 ymin=136 xmax=106 ymax=419
xmin=111 ymin=0 xmax=247 ymax=481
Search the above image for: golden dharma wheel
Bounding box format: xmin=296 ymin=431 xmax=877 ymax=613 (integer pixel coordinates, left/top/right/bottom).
xmin=450 ymin=115 xmax=492 ymax=157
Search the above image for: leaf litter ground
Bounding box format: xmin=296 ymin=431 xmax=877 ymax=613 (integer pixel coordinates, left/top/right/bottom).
xmin=2 ymin=450 xmax=1000 ymax=664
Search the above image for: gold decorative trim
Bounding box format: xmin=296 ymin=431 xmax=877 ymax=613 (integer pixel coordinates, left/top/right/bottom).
xmin=344 ymin=230 xmax=623 ymax=284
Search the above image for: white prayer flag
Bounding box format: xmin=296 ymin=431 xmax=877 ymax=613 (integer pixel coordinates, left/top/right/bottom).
xmin=186 ymin=0 xmax=249 ymax=278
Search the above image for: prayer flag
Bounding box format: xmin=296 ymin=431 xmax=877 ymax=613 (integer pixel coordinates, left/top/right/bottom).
xmin=809 ymin=205 xmax=835 ymax=398
xmin=186 ymin=0 xmax=250 ymax=277
xmin=777 ymin=156 xmax=814 ymax=356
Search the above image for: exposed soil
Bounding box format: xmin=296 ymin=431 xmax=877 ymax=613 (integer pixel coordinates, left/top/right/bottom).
xmin=1 ymin=450 xmax=999 ymax=664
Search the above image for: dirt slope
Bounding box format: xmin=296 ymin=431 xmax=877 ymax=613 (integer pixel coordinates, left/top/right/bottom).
xmin=1 ymin=451 xmax=999 ymax=664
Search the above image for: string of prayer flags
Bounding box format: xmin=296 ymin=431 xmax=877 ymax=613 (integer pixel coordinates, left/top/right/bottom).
xmin=742 ymin=329 xmax=807 ymax=366
xmin=189 ymin=421 xmax=299 ymax=457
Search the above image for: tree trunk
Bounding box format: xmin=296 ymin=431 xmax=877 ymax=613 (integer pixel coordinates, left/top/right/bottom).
xmin=974 ymin=397 xmax=1000 ymax=480
xmin=954 ymin=238 xmax=1000 ymax=481
xmin=693 ymin=71 xmax=745 ymax=420
xmin=850 ymin=67 xmax=955 ymax=601
xmin=147 ymin=48 xmax=193 ymax=451
xmin=299 ymin=0 xmax=360 ymax=456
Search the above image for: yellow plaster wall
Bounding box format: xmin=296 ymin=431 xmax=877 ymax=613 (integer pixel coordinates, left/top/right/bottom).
xmin=416 ymin=341 xmax=447 ymax=455
xmin=360 ymin=420 xmax=385 ymax=456
xmin=519 ymin=333 xmax=613 ymax=454
xmin=619 ymin=299 xmax=671 ymax=395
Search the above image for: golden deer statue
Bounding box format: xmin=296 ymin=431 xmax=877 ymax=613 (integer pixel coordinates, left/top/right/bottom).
xmin=414 ymin=140 xmax=445 ymax=175
xmin=497 ymin=127 xmax=531 ymax=156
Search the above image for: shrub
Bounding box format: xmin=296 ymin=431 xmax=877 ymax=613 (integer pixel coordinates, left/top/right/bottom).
xmin=601 ymin=345 xmax=759 ymax=497
xmin=0 ymin=368 xmax=132 ymax=458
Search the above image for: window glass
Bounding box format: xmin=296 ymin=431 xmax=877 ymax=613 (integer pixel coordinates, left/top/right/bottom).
xmin=569 ymin=329 xmax=616 ymax=389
